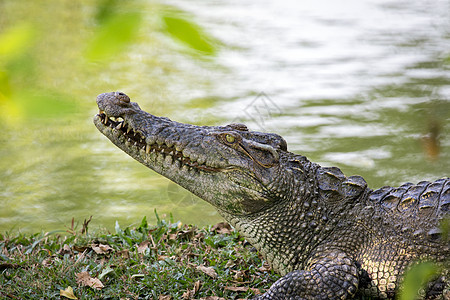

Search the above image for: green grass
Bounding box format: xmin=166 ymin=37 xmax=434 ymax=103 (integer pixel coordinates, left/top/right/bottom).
xmin=0 ymin=213 xmax=278 ymax=299
xmin=1 ymin=214 xmax=447 ymax=299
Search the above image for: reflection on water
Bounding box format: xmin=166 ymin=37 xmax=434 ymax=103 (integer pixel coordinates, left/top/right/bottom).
xmin=0 ymin=0 xmax=448 ymax=232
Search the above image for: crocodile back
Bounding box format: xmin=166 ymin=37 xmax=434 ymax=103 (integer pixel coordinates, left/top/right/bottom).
xmin=368 ymin=178 xmax=449 ymax=240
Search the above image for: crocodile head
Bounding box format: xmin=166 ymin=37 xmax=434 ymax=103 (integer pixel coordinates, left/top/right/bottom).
xmin=94 ymin=92 xmax=306 ymax=217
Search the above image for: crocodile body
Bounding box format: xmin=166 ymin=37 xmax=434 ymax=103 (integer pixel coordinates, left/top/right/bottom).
xmin=94 ymin=92 xmax=449 ymax=299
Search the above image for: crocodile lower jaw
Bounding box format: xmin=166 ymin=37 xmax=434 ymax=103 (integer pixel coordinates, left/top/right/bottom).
xmin=95 ymin=112 xmax=222 ymax=173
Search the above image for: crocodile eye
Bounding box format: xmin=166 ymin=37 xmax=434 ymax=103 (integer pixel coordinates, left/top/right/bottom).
xmin=225 ymin=134 xmax=235 ymax=143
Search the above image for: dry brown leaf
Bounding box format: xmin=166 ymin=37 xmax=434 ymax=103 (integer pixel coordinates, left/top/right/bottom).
xmin=233 ymin=270 xmax=247 ymax=281
xmin=258 ymin=263 xmax=271 ymax=272
xmin=91 ymin=243 xmax=113 ymax=255
xmin=199 ymin=297 xmax=225 ymax=300
xmin=182 ymin=280 xmax=201 ymax=299
xmin=42 ymin=257 xmax=52 ymax=266
xmin=60 ymin=286 xmax=78 ymax=299
xmin=225 ymin=286 xmax=261 ymax=294
xmin=59 ymin=244 xmax=72 ymax=255
xmin=76 ymin=271 xmax=104 ymax=290
xmin=116 ymin=249 xmax=129 ymax=259
xmin=210 ymin=222 xmax=233 ymax=234
xmin=158 ymin=295 xmax=172 ymax=300
xmin=224 ymin=286 xmax=248 ymax=292
xmin=72 ymin=245 xmax=89 ymax=252
xmin=196 ymin=265 xmax=217 ymax=278
xmin=137 ymin=240 xmax=150 ymax=253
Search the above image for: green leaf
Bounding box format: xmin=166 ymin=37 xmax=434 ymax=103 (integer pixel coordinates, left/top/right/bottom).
xmin=98 ymin=266 xmax=115 ymax=280
xmin=0 ymin=23 xmax=35 ymax=62
xmin=85 ymin=11 xmax=142 ymax=60
xmin=14 ymin=90 xmax=78 ymax=119
xmin=139 ymin=216 xmax=148 ymax=232
xmin=161 ymin=11 xmax=217 ymax=55
xmin=399 ymin=261 xmax=440 ymax=300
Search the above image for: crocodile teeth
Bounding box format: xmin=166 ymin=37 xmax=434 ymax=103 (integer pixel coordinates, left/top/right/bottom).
xmin=115 ymin=122 xmax=123 ymax=130
xmin=146 ymin=144 xmax=151 ymax=154
xmin=127 ymin=126 xmax=132 ymax=134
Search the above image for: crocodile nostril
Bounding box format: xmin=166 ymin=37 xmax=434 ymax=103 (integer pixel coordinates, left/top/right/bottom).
xmin=116 ymin=91 xmax=130 ymax=103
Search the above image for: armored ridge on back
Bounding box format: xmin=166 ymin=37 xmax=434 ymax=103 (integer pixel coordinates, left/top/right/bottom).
xmin=94 ymin=92 xmax=449 ymax=299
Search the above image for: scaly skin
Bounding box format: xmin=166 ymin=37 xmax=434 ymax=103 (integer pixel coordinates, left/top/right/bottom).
xmin=94 ymin=92 xmax=449 ymax=299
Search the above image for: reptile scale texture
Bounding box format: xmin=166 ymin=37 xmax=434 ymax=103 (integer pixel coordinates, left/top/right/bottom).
xmin=94 ymin=92 xmax=449 ymax=299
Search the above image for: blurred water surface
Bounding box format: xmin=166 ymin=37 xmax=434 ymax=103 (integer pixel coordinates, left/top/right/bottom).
xmin=0 ymin=0 xmax=448 ymax=232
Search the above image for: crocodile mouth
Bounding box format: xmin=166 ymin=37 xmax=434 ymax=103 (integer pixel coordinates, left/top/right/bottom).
xmin=96 ymin=111 xmax=222 ymax=173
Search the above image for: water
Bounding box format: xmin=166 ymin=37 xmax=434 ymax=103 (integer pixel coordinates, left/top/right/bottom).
xmin=0 ymin=0 xmax=449 ymax=233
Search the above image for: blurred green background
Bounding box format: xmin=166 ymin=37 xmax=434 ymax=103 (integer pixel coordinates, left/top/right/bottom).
xmin=0 ymin=0 xmax=449 ymax=233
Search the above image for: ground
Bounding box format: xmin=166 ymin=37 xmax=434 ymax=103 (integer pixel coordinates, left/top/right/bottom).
xmin=0 ymin=213 xmax=278 ymax=299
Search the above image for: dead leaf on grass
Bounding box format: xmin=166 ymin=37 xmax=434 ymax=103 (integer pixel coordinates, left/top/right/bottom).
xmin=137 ymin=240 xmax=150 ymax=253
xmin=211 ymin=222 xmax=233 ymax=234
xmin=59 ymin=244 xmax=72 ymax=255
xmin=116 ymin=249 xmax=130 ymax=259
xmin=182 ymin=280 xmax=201 ymax=299
xmin=76 ymin=271 xmax=104 ymax=290
xmin=225 ymin=286 xmax=261 ymax=294
xmin=42 ymin=257 xmax=52 ymax=266
xmin=72 ymin=245 xmax=89 ymax=252
xmin=199 ymin=297 xmax=225 ymax=300
xmin=258 ymin=263 xmax=271 ymax=272
xmin=91 ymin=243 xmax=113 ymax=255
xmin=196 ymin=265 xmax=217 ymax=278
xmin=158 ymin=295 xmax=172 ymax=300
xmin=60 ymin=286 xmax=78 ymax=299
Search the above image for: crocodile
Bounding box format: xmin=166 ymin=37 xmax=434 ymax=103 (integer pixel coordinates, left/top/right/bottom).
xmin=94 ymin=91 xmax=449 ymax=299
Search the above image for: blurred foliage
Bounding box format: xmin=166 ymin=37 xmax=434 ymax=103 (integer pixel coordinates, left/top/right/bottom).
xmin=161 ymin=9 xmax=218 ymax=56
xmin=398 ymin=261 xmax=441 ymax=300
xmin=0 ymin=23 xmax=35 ymax=61
xmin=0 ymin=0 xmax=218 ymax=126
xmin=85 ymin=11 xmax=143 ymax=61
